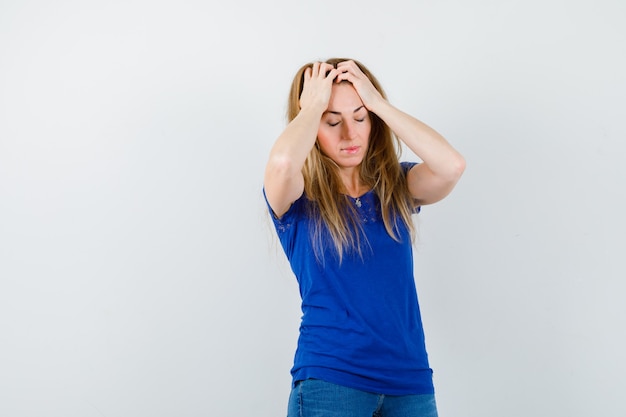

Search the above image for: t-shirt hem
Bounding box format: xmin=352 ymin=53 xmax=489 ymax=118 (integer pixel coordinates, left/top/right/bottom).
xmin=292 ymin=366 xmax=435 ymax=396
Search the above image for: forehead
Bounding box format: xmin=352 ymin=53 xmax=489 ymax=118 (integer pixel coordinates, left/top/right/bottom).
xmin=327 ymin=83 xmax=364 ymax=112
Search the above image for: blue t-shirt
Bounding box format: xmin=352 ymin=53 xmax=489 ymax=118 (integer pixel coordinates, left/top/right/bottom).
xmin=265 ymin=162 xmax=434 ymax=395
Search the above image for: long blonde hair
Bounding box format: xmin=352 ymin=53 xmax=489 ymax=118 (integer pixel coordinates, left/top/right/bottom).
xmin=287 ymin=58 xmax=416 ymax=262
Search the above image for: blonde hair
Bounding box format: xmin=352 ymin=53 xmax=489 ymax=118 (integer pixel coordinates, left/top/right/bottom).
xmin=287 ymin=58 xmax=416 ymax=262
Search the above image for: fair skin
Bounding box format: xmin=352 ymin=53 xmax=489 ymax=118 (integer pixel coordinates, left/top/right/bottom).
xmin=264 ymin=60 xmax=465 ymax=218
xmin=317 ymin=82 xmax=372 ymax=197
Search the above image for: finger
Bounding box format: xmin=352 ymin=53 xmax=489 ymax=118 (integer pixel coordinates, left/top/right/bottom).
xmin=337 ymin=60 xmax=366 ymax=79
xmin=336 ymin=60 xmax=355 ymax=72
xmin=325 ymin=67 xmax=340 ymax=81
xmin=335 ymin=68 xmax=354 ymax=82
xmin=310 ymin=62 xmax=321 ymax=77
xmin=335 ymin=70 xmax=355 ymax=83
xmin=319 ymin=62 xmax=336 ymax=78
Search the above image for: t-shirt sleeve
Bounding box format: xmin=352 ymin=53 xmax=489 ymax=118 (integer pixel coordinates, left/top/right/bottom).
xmin=400 ymin=161 xmax=421 ymax=214
xmin=262 ymin=187 xmax=304 ymax=257
xmin=400 ymin=161 xmax=418 ymax=174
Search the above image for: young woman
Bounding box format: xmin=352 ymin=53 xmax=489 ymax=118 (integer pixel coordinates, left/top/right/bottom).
xmin=263 ymin=58 xmax=465 ymax=417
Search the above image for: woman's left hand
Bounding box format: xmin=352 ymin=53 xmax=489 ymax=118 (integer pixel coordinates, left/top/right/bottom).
xmin=335 ymin=60 xmax=385 ymax=111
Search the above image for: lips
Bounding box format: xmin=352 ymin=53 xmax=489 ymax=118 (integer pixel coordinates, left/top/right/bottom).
xmin=342 ymin=146 xmax=360 ymax=154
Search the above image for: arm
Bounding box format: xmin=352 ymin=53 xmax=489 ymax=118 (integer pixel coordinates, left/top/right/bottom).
xmin=335 ymin=61 xmax=466 ymax=205
xmin=264 ymin=63 xmax=340 ymax=218
xmin=372 ymin=101 xmax=466 ymax=205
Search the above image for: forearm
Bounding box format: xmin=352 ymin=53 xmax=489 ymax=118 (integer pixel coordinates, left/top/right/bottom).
xmin=372 ymin=100 xmax=465 ymax=180
xmin=266 ymin=107 xmax=322 ymax=177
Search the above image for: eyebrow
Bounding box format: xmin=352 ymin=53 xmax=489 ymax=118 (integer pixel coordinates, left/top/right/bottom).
xmin=324 ymin=105 xmax=366 ymax=116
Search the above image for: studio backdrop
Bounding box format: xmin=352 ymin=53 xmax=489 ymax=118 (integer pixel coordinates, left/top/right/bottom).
xmin=0 ymin=1 xmax=624 ymax=416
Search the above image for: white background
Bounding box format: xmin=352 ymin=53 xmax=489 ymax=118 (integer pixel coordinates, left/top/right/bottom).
xmin=1 ymin=1 xmax=624 ymax=416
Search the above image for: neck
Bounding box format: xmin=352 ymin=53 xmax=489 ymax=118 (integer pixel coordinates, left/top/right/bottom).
xmin=339 ymin=166 xmax=367 ymax=198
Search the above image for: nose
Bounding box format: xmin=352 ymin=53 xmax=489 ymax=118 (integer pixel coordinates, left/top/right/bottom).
xmin=342 ymin=121 xmax=357 ymax=140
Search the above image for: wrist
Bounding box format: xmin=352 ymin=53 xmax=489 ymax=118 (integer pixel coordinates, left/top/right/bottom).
xmin=367 ymin=97 xmax=392 ymax=118
xmin=298 ymin=103 xmax=326 ymax=119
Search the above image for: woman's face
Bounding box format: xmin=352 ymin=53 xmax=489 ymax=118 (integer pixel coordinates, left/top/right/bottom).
xmin=316 ymin=82 xmax=371 ymax=169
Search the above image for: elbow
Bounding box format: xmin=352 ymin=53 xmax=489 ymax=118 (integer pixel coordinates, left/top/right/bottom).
xmin=453 ymin=154 xmax=466 ymax=180
xmin=265 ymin=152 xmax=301 ymax=181
xmin=444 ymin=153 xmax=466 ymax=183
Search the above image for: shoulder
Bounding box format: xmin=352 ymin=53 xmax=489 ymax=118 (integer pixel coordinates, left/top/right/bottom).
xmin=400 ymin=161 xmax=420 ymax=184
xmin=400 ymin=161 xmax=418 ymax=175
xmin=264 ymin=188 xmax=309 ymax=223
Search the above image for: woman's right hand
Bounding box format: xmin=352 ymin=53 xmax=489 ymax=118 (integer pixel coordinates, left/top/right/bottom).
xmin=298 ymin=62 xmax=340 ymax=113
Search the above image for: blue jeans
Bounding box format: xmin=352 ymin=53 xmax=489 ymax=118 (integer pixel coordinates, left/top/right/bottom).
xmin=287 ymin=379 xmax=438 ymax=417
